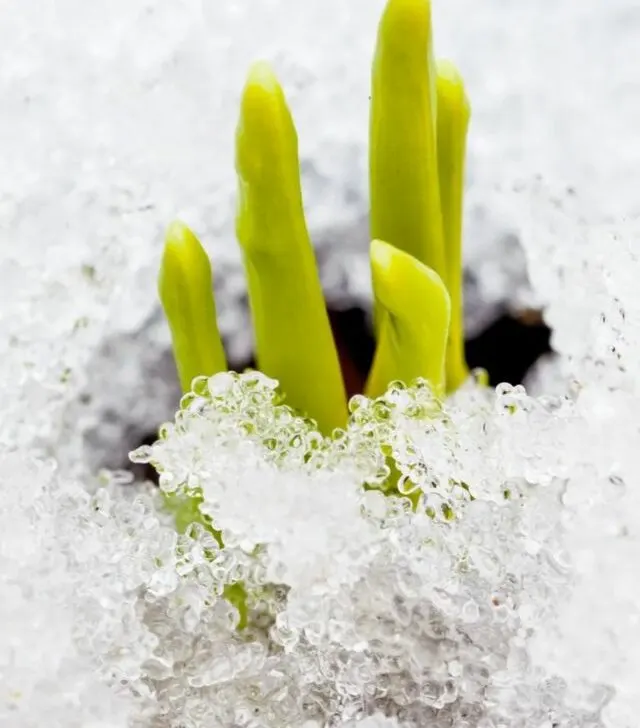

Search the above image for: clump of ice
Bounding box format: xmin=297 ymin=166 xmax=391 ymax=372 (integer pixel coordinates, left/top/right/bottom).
xmin=515 ymin=184 xmax=640 ymax=728
xmin=0 ymin=450 xmax=161 ymax=726
xmin=123 ymin=368 xmax=605 ymax=727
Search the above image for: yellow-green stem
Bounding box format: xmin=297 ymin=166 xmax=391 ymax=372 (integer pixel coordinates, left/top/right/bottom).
xmin=370 ymin=0 xmax=445 ymax=280
xmin=235 ymin=62 xmax=348 ymax=433
xmin=436 ymin=60 xmax=471 ymax=392
xmin=365 ymin=240 xmax=450 ymax=399
xmin=159 ymin=221 xmax=227 ymax=392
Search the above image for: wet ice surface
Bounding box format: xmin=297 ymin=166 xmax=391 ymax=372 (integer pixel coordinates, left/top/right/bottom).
xmin=2 ymin=0 xmax=640 ymax=725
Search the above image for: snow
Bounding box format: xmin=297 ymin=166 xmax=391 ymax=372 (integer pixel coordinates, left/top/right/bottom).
xmin=2 ymin=0 xmax=640 ymax=725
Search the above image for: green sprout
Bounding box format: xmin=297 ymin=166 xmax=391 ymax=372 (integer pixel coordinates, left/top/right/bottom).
xmin=366 ymin=239 xmax=450 ymax=400
xmin=369 ymin=0 xmax=444 ymax=278
xmin=436 ymin=60 xmax=471 ymax=392
xmin=159 ymin=221 xmax=227 ymax=392
xmin=159 ymin=0 xmax=471 ymax=433
xmin=236 ymin=63 xmax=348 ymax=434
xmin=369 ymin=0 xmax=470 ymax=393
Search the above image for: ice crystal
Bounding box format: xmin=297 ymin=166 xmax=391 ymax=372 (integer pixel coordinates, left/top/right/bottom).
xmin=124 ymin=370 xmax=602 ymax=727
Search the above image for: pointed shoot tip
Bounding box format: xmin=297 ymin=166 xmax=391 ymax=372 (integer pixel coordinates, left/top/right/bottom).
xmin=380 ymin=0 xmax=432 ymax=39
xmin=370 ymin=239 xmax=449 ymax=321
xmin=436 ymin=59 xmax=471 ymax=118
xmin=159 ymin=221 xmax=227 ymax=393
xmin=236 ymin=62 xmax=296 ymax=194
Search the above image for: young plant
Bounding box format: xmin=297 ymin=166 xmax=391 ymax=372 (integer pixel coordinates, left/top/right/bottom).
xmin=366 ymin=239 xmax=450 ymax=400
xmin=436 ymin=61 xmax=471 ymax=392
xmin=369 ymin=0 xmax=444 ymax=279
xmin=158 ymin=0 xmax=471 ymax=434
xmin=369 ymin=0 xmax=470 ymax=393
xmin=160 ymin=221 xmax=227 ymax=392
xmin=235 ymin=62 xmax=348 ymax=434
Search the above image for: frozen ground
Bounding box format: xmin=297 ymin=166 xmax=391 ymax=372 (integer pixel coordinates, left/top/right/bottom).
xmin=2 ymin=0 xmax=640 ymax=725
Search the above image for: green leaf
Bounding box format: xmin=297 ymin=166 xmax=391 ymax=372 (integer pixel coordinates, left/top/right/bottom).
xmin=159 ymin=221 xmax=227 ymax=393
xmin=235 ymin=62 xmax=347 ymax=434
xmin=436 ymin=60 xmax=471 ymax=392
xmin=365 ymin=239 xmax=450 ymax=399
xmin=163 ymin=491 xmax=248 ymax=629
xmin=370 ymin=0 xmax=445 ymax=280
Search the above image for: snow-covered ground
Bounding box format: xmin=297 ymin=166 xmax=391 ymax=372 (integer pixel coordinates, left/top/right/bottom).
xmin=2 ymin=0 xmax=640 ymax=725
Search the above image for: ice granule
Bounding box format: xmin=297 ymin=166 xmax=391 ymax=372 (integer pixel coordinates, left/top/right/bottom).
xmin=127 ymin=371 xmax=608 ymax=727
xmin=512 ymin=182 xmax=640 ymax=728
xmin=0 ymin=450 xmax=155 ymax=726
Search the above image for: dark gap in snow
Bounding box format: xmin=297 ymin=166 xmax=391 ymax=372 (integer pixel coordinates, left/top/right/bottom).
xmin=328 ymin=307 xmax=376 ymax=398
xmin=465 ymin=312 xmax=552 ymax=387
